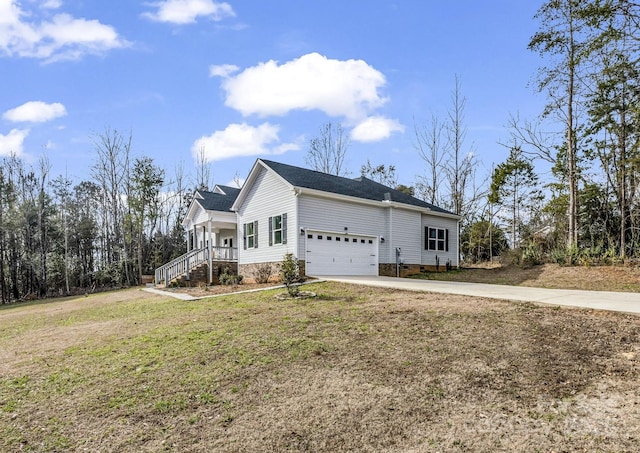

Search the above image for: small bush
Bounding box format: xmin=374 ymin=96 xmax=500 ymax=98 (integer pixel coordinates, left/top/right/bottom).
xmin=280 ymin=253 xmax=300 ymax=297
xmin=252 ymin=263 xmax=274 ymax=284
xmin=550 ymin=247 xmax=567 ymax=265
xmin=565 ymin=245 xmax=580 ymax=266
xmin=219 ymin=267 xmax=243 ymax=286
xmin=521 ymin=242 xmax=542 ymax=267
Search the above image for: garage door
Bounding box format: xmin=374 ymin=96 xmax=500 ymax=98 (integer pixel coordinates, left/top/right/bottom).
xmin=305 ymin=232 xmax=378 ymax=276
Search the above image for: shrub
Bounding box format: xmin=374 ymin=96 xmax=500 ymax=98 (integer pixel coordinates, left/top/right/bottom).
xmin=219 ymin=266 xmax=243 ymax=286
xmin=521 ymin=242 xmax=543 ymax=267
xmin=280 ymin=253 xmax=300 ymax=297
xmin=252 ymin=263 xmax=274 ymax=284
xmin=565 ymin=245 xmax=580 ymax=266
xmin=550 ymin=247 xmax=566 ymax=265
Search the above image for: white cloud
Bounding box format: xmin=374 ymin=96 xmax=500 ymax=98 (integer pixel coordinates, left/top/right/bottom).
xmin=42 ymin=0 xmax=62 ymax=9
xmin=209 ymin=63 xmax=238 ymax=78
xmin=142 ymin=0 xmax=235 ymax=24
xmin=192 ymin=122 xmax=299 ymax=162
xmin=0 ymin=1 xmax=129 ymax=63
xmin=221 ymin=52 xmax=388 ymax=120
xmin=226 ymin=177 xmax=244 ymax=188
xmin=3 ymin=101 xmax=67 ymax=123
xmin=0 ymin=128 xmax=29 ymax=157
xmin=351 ymin=116 xmax=404 ymax=143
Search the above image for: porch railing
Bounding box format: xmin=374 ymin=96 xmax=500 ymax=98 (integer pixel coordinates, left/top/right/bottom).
xmin=154 ymin=246 xmax=238 ymax=286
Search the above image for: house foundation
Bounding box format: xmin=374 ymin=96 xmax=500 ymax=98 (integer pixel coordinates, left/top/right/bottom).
xmin=378 ymin=263 xmax=456 ymax=277
xmin=238 ymin=260 xmax=306 ymax=283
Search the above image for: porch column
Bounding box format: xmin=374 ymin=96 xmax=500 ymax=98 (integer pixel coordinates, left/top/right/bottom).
xmin=208 ymin=219 xmax=213 ymax=284
xmin=193 ymin=225 xmax=197 ymax=249
xmin=185 ymin=228 xmax=190 ymax=252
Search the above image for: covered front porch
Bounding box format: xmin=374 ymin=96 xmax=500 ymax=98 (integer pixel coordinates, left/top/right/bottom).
xmin=154 ymin=187 xmax=240 ymax=286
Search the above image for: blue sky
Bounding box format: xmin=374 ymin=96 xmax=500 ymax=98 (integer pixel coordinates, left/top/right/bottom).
xmin=1 ymin=0 xmax=547 ymax=189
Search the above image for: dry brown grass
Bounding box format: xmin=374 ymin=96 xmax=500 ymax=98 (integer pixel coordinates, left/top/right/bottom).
xmin=1 ymin=278 xmax=640 ymax=452
xmin=417 ymin=262 xmax=640 ymax=292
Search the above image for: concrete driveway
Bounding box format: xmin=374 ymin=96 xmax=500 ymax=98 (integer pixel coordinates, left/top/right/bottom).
xmin=319 ymin=275 xmax=640 ymax=315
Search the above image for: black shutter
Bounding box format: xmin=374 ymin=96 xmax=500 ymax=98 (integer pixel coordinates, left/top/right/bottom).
xmin=282 ymin=213 xmax=287 ymax=244
xmin=254 ymin=220 xmax=258 ymax=248
xmin=445 ymin=229 xmax=449 ymax=252
xmin=424 ymin=227 xmax=428 ymax=250
xmin=243 ymin=223 xmax=247 ymax=250
xmin=268 ymin=216 xmax=273 ymax=246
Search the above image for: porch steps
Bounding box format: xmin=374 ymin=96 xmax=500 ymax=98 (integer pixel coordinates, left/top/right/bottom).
xmin=166 ymin=261 xmax=239 ymax=287
xmin=171 ymin=263 xmax=209 ymax=287
xmin=154 ymin=246 xmax=238 ymax=286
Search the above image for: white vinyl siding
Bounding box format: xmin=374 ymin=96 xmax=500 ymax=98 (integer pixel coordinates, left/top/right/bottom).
xmin=237 ymin=167 xmax=297 ymax=264
xmin=192 ymin=205 xmax=208 ymax=225
xmin=297 ymin=194 xmax=386 ymax=260
xmin=390 ymin=208 xmax=422 ymax=265
xmin=421 ymin=214 xmax=459 ymax=267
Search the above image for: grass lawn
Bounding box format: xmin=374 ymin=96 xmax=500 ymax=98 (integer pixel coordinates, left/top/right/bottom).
xmin=1 ymin=281 xmax=640 ymax=451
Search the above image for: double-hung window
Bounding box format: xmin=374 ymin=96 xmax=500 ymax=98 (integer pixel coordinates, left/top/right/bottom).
xmin=269 ymin=213 xmax=287 ymax=246
xmin=426 ymin=227 xmax=448 ymax=251
xmin=244 ymin=221 xmax=258 ymax=249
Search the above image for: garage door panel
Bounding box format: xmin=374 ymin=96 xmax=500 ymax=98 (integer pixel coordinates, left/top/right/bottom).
xmin=306 ymin=232 xmax=378 ymax=276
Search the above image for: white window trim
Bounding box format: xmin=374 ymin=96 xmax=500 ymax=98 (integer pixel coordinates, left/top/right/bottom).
xmin=426 ymin=227 xmax=448 ymax=252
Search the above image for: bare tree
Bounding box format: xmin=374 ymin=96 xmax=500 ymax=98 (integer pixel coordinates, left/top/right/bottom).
xmin=52 ymin=173 xmax=72 ymax=295
xmin=232 ymin=171 xmax=244 ymax=188
xmin=37 ymin=155 xmax=51 ymax=297
xmin=414 ymin=114 xmax=446 ymax=205
xmin=306 ymin=122 xmax=350 ymax=176
xmin=360 ymin=159 xmax=398 ymax=187
xmin=194 ymin=145 xmax=212 ymax=191
xmin=446 ymin=75 xmax=478 ymax=219
xmin=91 ymin=127 xmax=131 ymax=282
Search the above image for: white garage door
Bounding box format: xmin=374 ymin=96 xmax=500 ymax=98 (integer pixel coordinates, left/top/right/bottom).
xmin=305 ymin=232 xmax=378 ymax=276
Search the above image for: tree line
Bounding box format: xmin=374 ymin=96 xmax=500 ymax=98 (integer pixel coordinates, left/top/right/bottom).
xmin=417 ymin=0 xmax=640 ymax=264
xmin=0 ymin=128 xmax=195 ymax=303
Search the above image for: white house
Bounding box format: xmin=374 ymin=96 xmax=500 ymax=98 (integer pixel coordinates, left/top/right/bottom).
xmin=155 ymin=158 xmax=460 ymax=285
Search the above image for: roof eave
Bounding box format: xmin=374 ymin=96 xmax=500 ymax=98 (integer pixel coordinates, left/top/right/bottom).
xmin=295 ymin=186 xmax=460 ymax=219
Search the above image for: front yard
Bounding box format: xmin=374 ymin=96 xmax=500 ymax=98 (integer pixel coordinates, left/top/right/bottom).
xmin=1 ymin=281 xmax=639 ymax=451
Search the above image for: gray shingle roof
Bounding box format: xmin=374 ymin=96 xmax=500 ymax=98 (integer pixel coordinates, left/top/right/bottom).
xmin=260 ymin=159 xmax=454 ymax=215
xmin=196 ymin=185 xmax=240 ymax=212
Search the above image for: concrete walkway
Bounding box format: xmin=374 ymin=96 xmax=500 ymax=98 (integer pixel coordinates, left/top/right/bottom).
xmin=319 ymin=275 xmax=640 ymax=315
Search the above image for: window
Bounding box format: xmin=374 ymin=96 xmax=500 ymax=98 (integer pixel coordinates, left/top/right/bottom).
xmin=352 ymin=238 xmax=357 ymax=243
xmin=426 ymin=227 xmax=448 ymax=251
xmin=336 ymin=237 xmax=341 ymax=242
xmin=244 ymin=221 xmax=258 ymax=249
xmin=268 ymin=213 xmax=287 ymax=246
xmin=327 ymin=236 xmax=332 ymax=240
xmin=307 ymin=234 xmax=313 ymax=239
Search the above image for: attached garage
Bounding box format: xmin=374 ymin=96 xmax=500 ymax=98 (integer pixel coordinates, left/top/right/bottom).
xmin=305 ymin=231 xmax=378 ymax=276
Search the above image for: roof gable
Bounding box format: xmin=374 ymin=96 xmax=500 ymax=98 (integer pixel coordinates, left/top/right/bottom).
xmin=183 ymin=186 xmax=241 ymax=226
xmin=195 ymin=186 xmax=240 ymax=212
